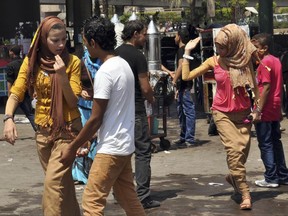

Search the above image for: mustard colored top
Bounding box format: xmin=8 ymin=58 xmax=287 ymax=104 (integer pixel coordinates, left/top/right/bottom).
xmin=11 ymin=55 xmax=82 ymax=127
xmin=182 ymin=57 xmax=215 ymax=81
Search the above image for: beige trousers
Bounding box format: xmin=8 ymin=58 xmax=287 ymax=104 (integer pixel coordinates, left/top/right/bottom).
xmin=212 ymin=109 xmax=251 ymax=196
xmin=35 ymin=118 xmax=82 ymax=216
xmin=82 ymin=153 xmax=146 ymax=216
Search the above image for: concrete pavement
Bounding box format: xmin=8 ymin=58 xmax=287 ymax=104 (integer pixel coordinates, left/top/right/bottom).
xmin=1 ymin=101 xmax=288 ymax=215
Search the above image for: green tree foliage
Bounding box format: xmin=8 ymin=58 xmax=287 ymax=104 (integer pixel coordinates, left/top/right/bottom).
xmin=163 ymin=0 xmax=197 ymax=23
xmin=280 ymin=7 xmax=288 ymax=13
xmin=164 ymin=0 xmax=250 ymax=24
xmin=215 ymin=0 xmax=248 ymax=22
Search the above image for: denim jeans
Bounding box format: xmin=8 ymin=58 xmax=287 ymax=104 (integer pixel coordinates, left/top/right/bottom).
xmin=255 ymin=121 xmax=288 ymax=183
xmin=134 ymin=112 xmax=152 ymax=201
xmin=19 ymin=92 xmax=37 ymax=131
xmin=177 ymin=88 xmax=196 ymax=144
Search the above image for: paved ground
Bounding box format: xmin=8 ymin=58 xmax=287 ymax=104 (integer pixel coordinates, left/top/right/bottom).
xmin=1 ymin=99 xmax=288 ymax=216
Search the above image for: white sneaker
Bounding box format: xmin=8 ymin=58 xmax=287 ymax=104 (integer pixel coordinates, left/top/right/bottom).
xmin=255 ymin=179 xmax=279 ymax=188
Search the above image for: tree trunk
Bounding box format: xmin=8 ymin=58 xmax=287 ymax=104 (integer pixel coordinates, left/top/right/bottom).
xmin=94 ymin=0 xmax=101 ymax=17
xmin=115 ymin=5 xmax=124 ymax=16
xmin=189 ymin=0 xmax=196 ymax=24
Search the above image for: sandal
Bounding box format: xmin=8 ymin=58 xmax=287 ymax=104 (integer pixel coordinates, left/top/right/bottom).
xmin=240 ymin=196 xmax=252 ymax=210
xmin=225 ymin=174 xmax=239 ymax=194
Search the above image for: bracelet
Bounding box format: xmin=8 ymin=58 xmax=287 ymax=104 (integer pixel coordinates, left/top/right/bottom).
xmin=183 ymin=54 xmax=194 ymax=60
xmin=3 ymin=114 xmax=14 ymax=123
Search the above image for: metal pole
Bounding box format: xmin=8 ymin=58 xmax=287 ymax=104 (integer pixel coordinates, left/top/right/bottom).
xmin=258 ymin=0 xmax=273 ymax=34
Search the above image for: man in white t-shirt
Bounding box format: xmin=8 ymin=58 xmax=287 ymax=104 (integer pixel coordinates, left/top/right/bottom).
xmin=60 ymin=16 xmax=146 ymax=216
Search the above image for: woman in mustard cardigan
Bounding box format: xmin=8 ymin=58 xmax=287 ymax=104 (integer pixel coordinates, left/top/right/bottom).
xmin=3 ymin=16 xmax=82 ymax=216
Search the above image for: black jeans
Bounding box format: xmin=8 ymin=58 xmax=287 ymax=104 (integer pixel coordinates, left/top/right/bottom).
xmin=134 ymin=112 xmax=152 ymax=201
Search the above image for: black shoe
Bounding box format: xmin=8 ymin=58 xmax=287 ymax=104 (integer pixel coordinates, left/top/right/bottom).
xmin=173 ymin=139 xmax=185 ymax=145
xmin=208 ymin=132 xmax=218 ymax=136
xmin=141 ymin=197 xmax=160 ymax=209
xmin=176 ymin=142 xmax=188 ymax=149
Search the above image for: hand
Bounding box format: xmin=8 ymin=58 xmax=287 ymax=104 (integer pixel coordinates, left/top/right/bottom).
xmin=54 ymin=55 xmax=67 ymax=76
xmin=60 ymin=144 xmax=77 ymax=167
xmin=3 ymin=119 xmax=17 ymax=145
xmin=250 ymin=111 xmax=261 ymax=122
xmin=81 ymin=90 xmax=92 ymax=100
xmin=76 ymin=141 xmax=91 ymax=157
xmin=172 ymin=80 xmax=177 ymax=87
xmin=76 ymin=147 xmax=89 ymax=157
xmin=33 ymin=92 xmax=37 ymax=99
xmin=185 ymin=37 xmax=201 ymax=52
xmin=169 ymin=72 xmax=175 ymax=78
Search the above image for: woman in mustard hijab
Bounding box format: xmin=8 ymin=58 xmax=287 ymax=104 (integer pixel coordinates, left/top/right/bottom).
xmin=3 ymin=16 xmax=82 ymax=216
xmin=182 ymin=24 xmax=260 ymax=210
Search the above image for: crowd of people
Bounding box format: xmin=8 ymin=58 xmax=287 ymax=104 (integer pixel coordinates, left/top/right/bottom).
xmin=2 ymin=14 xmax=288 ymax=215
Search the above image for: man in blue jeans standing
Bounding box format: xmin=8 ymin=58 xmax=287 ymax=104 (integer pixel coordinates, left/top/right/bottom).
xmin=251 ymin=33 xmax=288 ymax=187
xmin=172 ymin=27 xmax=200 ymax=148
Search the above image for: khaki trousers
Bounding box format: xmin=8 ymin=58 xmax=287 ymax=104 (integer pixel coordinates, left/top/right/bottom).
xmin=36 ymin=118 xmax=82 ymax=216
xmin=212 ymin=109 xmax=251 ymax=196
xmin=82 ymin=153 xmax=146 ymax=216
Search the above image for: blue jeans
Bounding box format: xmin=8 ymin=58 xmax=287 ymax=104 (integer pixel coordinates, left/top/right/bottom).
xmin=255 ymin=121 xmax=288 ymax=183
xmin=177 ymin=88 xmax=196 ymax=144
xmin=19 ymin=92 xmax=37 ymax=131
xmin=134 ymin=112 xmax=152 ymax=201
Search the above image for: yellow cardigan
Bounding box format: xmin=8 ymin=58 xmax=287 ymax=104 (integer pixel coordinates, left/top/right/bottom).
xmin=182 ymin=56 xmax=215 ymax=81
xmin=11 ymin=55 xmax=82 ymax=127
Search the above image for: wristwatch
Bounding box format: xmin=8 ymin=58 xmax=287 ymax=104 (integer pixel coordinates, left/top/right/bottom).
xmin=3 ymin=114 xmax=14 ymax=123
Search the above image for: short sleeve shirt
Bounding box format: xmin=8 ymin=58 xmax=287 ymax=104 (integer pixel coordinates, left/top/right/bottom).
xmin=115 ymin=44 xmax=148 ymax=113
xmin=256 ymin=54 xmax=282 ymax=121
xmin=93 ymin=56 xmax=135 ymax=156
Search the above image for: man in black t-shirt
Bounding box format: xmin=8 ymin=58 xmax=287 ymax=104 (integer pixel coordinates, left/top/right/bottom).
xmin=6 ymin=45 xmax=36 ymax=131
xmin=115 ymin=20 xmax=160 ymax=209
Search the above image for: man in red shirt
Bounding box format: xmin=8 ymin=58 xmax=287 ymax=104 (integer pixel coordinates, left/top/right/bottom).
xmin=252 ymin=33 xmax=288 ymax=188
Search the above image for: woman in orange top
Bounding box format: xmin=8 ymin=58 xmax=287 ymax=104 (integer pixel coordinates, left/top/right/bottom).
xmin=3 ymin=16 xmax=82 ymax=216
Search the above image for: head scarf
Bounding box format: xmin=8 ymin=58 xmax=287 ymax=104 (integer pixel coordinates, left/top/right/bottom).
xmin=27 ymin=16 xmax=70 ymax=133
xmin=83 ymin=47 xmax=101 ymax=79
xmin=214 ymin=24 xmax=256 ymax=89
